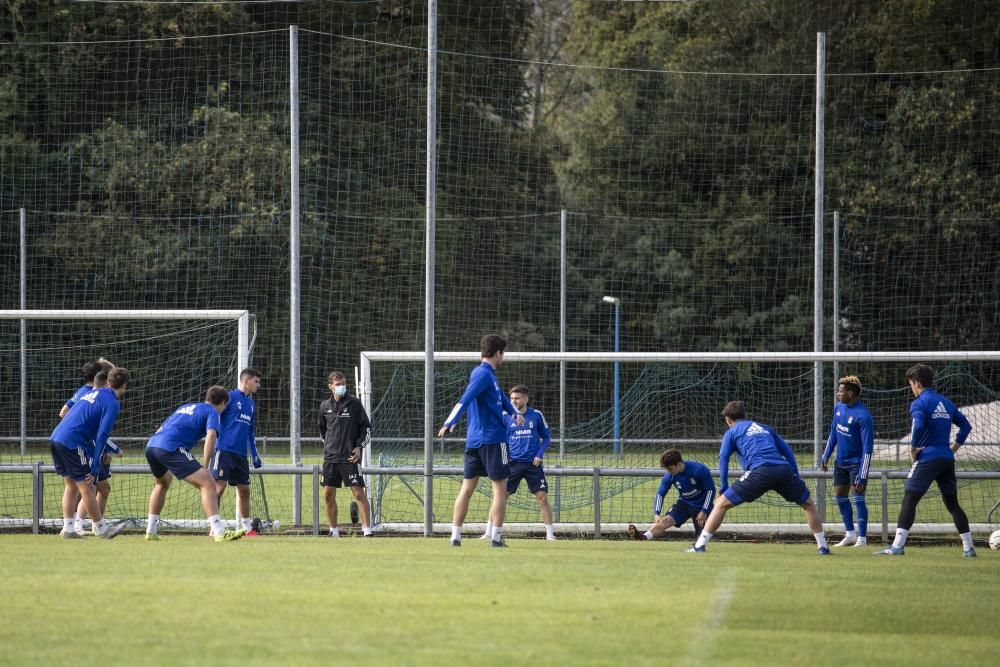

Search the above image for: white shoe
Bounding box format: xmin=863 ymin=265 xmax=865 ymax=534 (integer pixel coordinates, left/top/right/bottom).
xmin=61 ymin=530 xmax=83 ymax=540
xmin=833 ymin=535 xmax=856 ymax=547
xmin=546 ymin=535 xmax=558 ymax=541
xmin=478 ymin=533 xmax=491 ymax=540
xmin=853 ymin=537 xmax=868 ymax=547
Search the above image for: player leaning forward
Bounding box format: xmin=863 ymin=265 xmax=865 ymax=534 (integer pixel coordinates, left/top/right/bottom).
xmin=319 ymin=371 xmax=373 ymax=537
xmin=49 ymin=367 xmax=130 ymax=540
xmin=144 ymin=386 xmax=245 ymax=542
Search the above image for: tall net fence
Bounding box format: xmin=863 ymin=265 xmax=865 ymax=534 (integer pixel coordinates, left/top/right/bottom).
xmin=1 ymin=1 xmax=999 ymax=531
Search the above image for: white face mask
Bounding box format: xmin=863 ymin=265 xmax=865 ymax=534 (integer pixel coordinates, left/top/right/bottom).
xmin=334 ymin=385 xmax=347 ymax=397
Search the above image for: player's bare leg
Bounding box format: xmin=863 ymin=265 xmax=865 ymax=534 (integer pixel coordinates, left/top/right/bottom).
xmin=450 ymin=477 xmax=479 ymax=545
xmin=350 ymin=484 xmax=373 ymax=535
xmin=489 ymin=479 xmax=509 ymax=545
xmin=324 ymin=486 xmax=339 ymax=535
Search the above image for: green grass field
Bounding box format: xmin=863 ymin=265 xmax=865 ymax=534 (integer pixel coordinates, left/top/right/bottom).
xmin=1 ymin=535 xmax=998 ymax=666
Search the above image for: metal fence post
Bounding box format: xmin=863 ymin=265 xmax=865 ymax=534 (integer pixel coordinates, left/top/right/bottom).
xmin=32 ymin=461 xmax=41 ymax=534
xmin=592 ymin=467 xmax=601 ymax=539
xmin=880 ymin=471 xmax=889 ymax=544
xmin=312 ymin=465 xmax=320 ymax=536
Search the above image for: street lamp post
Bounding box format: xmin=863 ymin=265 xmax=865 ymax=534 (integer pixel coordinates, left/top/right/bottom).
xmin=602 ymin=296 xmax=621 ymax=455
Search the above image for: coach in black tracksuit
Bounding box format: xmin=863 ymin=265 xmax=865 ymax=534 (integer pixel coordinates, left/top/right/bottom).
xmin=318 ymin=370 xmax=373 ymax=536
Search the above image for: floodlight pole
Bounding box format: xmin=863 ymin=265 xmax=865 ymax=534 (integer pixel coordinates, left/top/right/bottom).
xmin=602 ymin=296 xmax=621 ymax=455
xmin=813 ymin=32 xmax=826 ymax=469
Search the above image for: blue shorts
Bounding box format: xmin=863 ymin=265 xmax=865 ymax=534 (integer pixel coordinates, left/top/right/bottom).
xmin=50 ymin=441 xmax=91 ymax=481
xmin=905 ymin=457 xmax=958 ymax=495
xmin=665 ymin=501 xmax=706 ymax=527
xmin=832 ymin=463 xmax=862 ymax=488
xmin=322 ymin=461 xmax=365 ymax=488
xmin=507 ymin=460 xmax=548 ymax=494
xmin=724 ymin=464 xmax=810 ymax=506
xmin=210 ymin=450 xmax=251 ymax=486
xmin=463 ymin=443 xmax=510 ymax=481
xmin=94 ymin=462 xmax=112 ymax=482
xmin=146 ymin=446 xmax=203 ymax=481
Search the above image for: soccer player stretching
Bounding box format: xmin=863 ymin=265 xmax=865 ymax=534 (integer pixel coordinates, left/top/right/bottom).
xmin=319 ymin=371 xmax=373 ymax=537
xmin=49 ymin=367 xmax=130 ymax=540
xmin=628 ymin=448 xmax=714 ymax=543
xmin=820 ymin=375 xmax=874 ymax=547
xmin=144 ymin=386 xmax=244 ymax=542
xmin=438 ymin=334 xmax=522 ymax=547
xmin=688 ymin=401 xmax=829 ymax=554
xmin=482 ymin=385 xmax=555 ymax=541
xmin=876 ymin=364 xmax=975 ymax=557
xmin=210 ymin=368 xmax=264 ymax=535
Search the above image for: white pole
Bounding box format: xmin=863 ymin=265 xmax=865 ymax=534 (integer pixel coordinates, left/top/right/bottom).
xmin=559 ymin=210 xmax=566 ymax=465
xmin=813 ymin=32 xmax=826 ymax=467
xmin=424 ymin=0 xmax=438 ymax=538
xmin=289 ymin=25 xmax=303 ymax=527
xmin=19 ymin=208 xmax=27 ymax=456
xmin=832 ymin=210 xmax=840 ymax=388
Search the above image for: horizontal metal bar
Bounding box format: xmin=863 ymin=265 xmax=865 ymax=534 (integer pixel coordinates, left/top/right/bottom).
xmin=0 ymin=309 xmax=248 ymax=320
xmin=362 ymin=350 xmax=1000 ymax=362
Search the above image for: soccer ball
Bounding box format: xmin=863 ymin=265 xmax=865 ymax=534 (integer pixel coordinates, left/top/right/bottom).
xmin=989 ymin=530 xmax=1000 ymax=551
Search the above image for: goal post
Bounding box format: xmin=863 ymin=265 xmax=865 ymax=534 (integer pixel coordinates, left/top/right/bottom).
xmin=361 ymin=350 xmax=1000 ymax=538
xmin=0 ymin=309 xmax=261 ymax=532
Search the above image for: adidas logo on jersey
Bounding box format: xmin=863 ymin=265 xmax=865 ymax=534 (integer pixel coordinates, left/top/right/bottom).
xmin=746 ymin=422 xmax=766 ymax=437
xmin=932 ymin=402 xmax=950 ymax=419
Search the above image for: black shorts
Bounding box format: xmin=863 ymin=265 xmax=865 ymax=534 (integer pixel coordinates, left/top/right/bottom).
xmin=507 ymin=460 xmax=548 ymax=494
xmin=665 ymin=502 xmax=706 ymax=527
xmin=832 ymin=463 xmax=862 ymax=488
xmin=904 ymin=457 xmax=957 ymax=495
xmin=50 ymin=441 xmax=91 ymax=481
xmin=146 ymin=446 xmax=203 ymax=480
xmin=463 ymin=443 xmax=510 ymax=481
xmin=724 ymin=464 xmax=810 ymax=506
xmin=322 ymin=461 xmax=365 ymax=488
xmin=210 ymin=450 xmax=251 ymax=486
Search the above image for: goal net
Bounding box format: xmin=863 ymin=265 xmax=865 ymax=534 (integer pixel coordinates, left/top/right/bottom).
xmin=362 ymin=351 xmax=1000 ymax=537
xmin=0 ymin=309 xmax=273 ymax=531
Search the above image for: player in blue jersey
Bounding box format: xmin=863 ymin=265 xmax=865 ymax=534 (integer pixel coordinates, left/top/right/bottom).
xmin=49 ymin=367 xmax=130 ymax=540
xmin=438 ymin=334 xmax=523 ymax=547
xmin=688 ymin=401 xmax=829 ymax=554
xmin=72 ymin=369 xmax=125 ymax=535
xmin=210 ymin=368 xmax=264 ymax=536
xmin=144 ymin=386 xmax=244 ymax=542
xmin=628 ymin=448 xmax=715 ymax=543
xmin=59 ymin=357 xmax=115 ymax=419
xmin=820 ymin=375 xmax=874 ymax=548
xmin=481 ymin=386 xmax=556 ymax=541
xmin=876 ymin=364 xmax=975 ymax=557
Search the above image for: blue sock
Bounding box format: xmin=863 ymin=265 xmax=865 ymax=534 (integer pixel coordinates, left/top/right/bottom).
xmin=853 ymin=494 xmax=868 ymax=538
xmin=835 ymin=495 xmax=854 ymax=532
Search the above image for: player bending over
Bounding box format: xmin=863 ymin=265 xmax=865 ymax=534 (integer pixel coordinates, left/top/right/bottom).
xmin=628 ymin=447 xmax=714 ymax=543
xmin=688 ymin=401 xmax=829 ymax=555
xmin=144 ymin=386 xmax=244 ymax=542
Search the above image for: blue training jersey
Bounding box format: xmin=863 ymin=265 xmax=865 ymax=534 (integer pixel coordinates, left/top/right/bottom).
xmin=653 ymin=460 xmax=715 ymax=515
xmin=718 ymin=420 xmax=799 ymax=491
xmin=504 ymin=406 xmax=551 ymax=462
xmin=821 ymin=400 xmax=875 ymax=483
xmin=64 ymin=384 xmax=92 ymax=410
xmin=148 ymin=402 xmax=222 ymax=452
xmin=50 ymin=387 xmax=121 ymax=473
xmin=443 ymin=362 xmax=516 ymax=448
xmin=910 ymin=389 xmax=971 ymax=462
xmin=215 ymin=389 xmax=257 ymax=456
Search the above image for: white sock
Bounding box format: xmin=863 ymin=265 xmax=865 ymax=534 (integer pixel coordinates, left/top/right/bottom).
xmin=147 ymin=514 xmax=159 ymax=536
xmin=242 ymin=517 xmax=253 ymax=532
xmin=62 ymin=517 xmax=73 ymax=532
xmin=93 ymin=518 xmax=108 ymax=536
xmin=483 ymin=521 xmax=493 ymax=538
xmin=208 ymin=514 xmax=225 ymax=537
xmin=695 ymin=530 xmax=714 ymax=549
xmin=545 ymin=524 xmax=555 ymax=539
xmin=363 ymin=526 xmax=372 ymax=536
xmin=329 ymin=527 xmax=340 ymax=537
xmin=644 ymin=530 xmax=654 ymax=541
xmin=451 ymin=525 xmax=462 ymax=541
xmin=892 ymin=528 xmax=909 ymax=549
xmin=74 ymin=512 xmax=84 ymax=532
xmin=492 ymin=527 xmax=503 ymax=543
xmin=843 ymin=530 xmax=857 ymax=541
xmin=814 ymin=532 xmax=828 ymax=549
xmin=960 ymin=532 xmax=973 ymax=550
